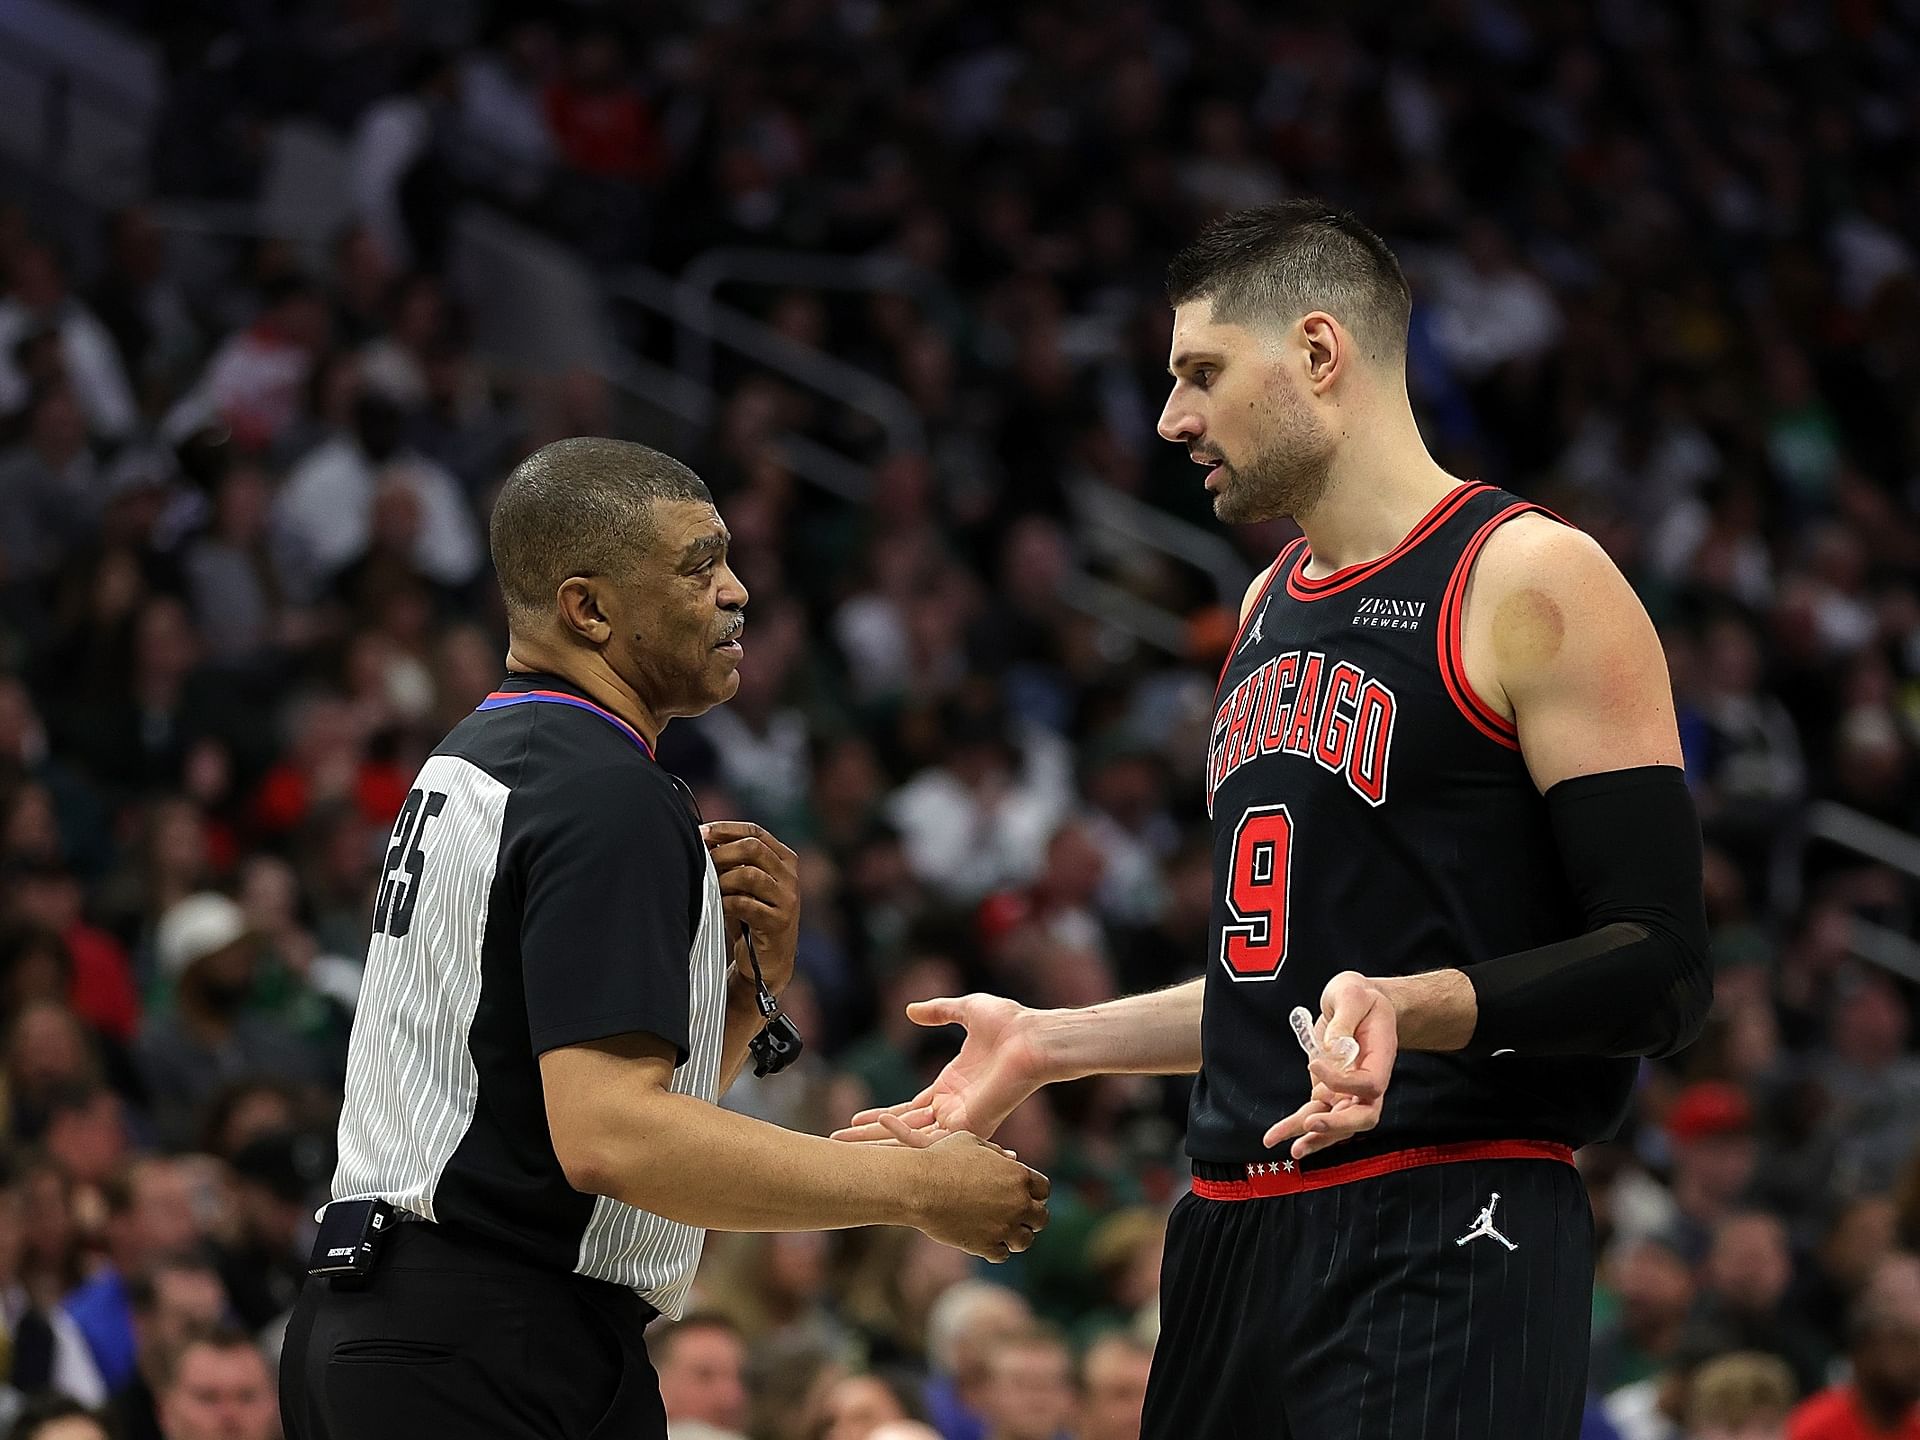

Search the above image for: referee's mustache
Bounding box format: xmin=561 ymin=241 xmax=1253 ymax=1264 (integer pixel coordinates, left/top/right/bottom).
xmin=715 ymin=613 xmax=746 ymax=645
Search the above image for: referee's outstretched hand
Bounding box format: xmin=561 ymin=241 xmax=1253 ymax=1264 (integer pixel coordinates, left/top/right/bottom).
xmin=912 ymin=1131 xmax=1051 ymax=1264
xmin=700 ymin=821 xmax=800 ymax=992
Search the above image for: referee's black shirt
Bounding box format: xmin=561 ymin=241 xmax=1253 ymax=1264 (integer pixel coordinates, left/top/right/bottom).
xmin=330 ymin=671 xmax=729 ymax=1317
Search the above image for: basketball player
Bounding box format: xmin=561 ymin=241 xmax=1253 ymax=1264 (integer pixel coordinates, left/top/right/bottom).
xmin=838 ymin=201 xmax=1710 ymax=1438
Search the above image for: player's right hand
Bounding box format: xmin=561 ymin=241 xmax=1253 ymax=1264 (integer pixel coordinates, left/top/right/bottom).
xmin=913 ymin=1131 xmax=1051 ymax=1263
xmin=831 ymin=993 xmax=1048 ymax=1145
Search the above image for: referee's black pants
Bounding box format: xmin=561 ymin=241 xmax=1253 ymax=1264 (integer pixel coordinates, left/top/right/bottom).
xmin=280 ymin=1221 xmax=665 ymax=1440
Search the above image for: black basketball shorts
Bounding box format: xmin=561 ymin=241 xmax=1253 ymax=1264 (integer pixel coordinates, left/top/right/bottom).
xmin=1144 ymin=1140 xmax=1594 ymax=1440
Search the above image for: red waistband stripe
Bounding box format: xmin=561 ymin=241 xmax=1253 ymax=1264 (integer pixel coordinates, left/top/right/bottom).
xmin=1191 ymin=1139 xmax=1574 ymax=1201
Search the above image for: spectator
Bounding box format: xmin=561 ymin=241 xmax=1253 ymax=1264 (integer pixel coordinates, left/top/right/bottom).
xmin=87 ymin=208 xmax=201 ymax=404
xmin=163 ymin=277 xmax=331 ymax=455
xmin=7 ymin=1005 xmax=100 ymax=1145
xmin=42 ymin=1086 xmax=128 ymax=1194
xmin=1079 ymin=1331 xmax=1154 ymax=1440
xmin=1592 ymin=1232 xmax=1699 ymax=1394
xmin=110 ymin=1255 xmax=227 ymax=1440
xmin=654 ymin=1312 xmax=749 ymax=1440
xmin=0 ymin=389 xmax=95 ymax=594
xmin=975 ymin=1326 xmax=1075 ymax=1440
xmin=214 ymin=1130 xmax=321 ymax=1331
xmin=457 ymin=18 xmax=559 ymax=202
xmin=2 ymin=4 xmax=1920 ymax=1433
xmin=0 ymin=244 xmax=137 ymax=443
xmin=820 ymin=1373 xmax=919 ymax=1440
xmin=1666 ymin=1083 xmax=1762 ymax=1259
xmin=3 ymin=1396 xmax=111 ymax=1440
xmin=0 ymin=1177 xmax=106 ymax=1413
xmin=1799 ymin=1194 xmax=1900 ymax=1349
xmin=922 ymin=1283 xmax=1033 ymax=1440
xmin=133 ymin=895 xmax=319 ymax=1150
xmin=61 ymin=1158 xmax=201 ymax=1392
xmin=180 ymin=465 xmax=287 ymax=666
xmin=1689 ymin=1352 xmax=1797 ymax=1440
xmin=888 ymin=698 xmax=1070 ymax=904
xmin=348 ymin=53 xmax=465 ymax=273
xmin=1787 ymin=1275 xmax=1920 ymax=1440
xmin=273 ymin=391 xmax=482 ymax=600
xmin=541 ymin=26 xmax=663 ymax=182
xmin=1695 ymin=1212 xmax=1831 ymax=1397
xmin=1813 ymin=973 xmax=1920 ymax=1195
xmin=151 ymin=1327 xmax=275 ymax=1440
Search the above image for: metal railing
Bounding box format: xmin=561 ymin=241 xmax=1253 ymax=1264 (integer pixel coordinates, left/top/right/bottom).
xmin=611 ymin=264 xmax=926 ymax=464
xmin=1071 ymin=479 xmax=1253 ymax=607
xmin=674 ymin=246 xmax=941 ymax=396
xmin=662 ymin=245 xmax=1257 ymax=649
xmin=1799 ymin=802 xmax=1920 ymax=982
xmin=0 ymin=9 xmax=157 ymax=207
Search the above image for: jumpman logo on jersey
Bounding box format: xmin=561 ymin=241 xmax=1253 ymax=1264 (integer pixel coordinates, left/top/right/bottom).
xmin=1237 ymin=597 xmax=1270 ymax=654
xmin=1455 ymin=1193 xmax=1517 ymax=1250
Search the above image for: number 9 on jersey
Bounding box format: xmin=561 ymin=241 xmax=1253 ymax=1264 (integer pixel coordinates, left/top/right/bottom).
xmin=1221 ymin=804 xmax=1293 ymax=981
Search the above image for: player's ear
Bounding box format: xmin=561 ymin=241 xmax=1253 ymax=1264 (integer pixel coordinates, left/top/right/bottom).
xmin=1300 ymin=312 xmax=1341 ymax=392
xmin=555 ymin=576 xmax=613 ymax=645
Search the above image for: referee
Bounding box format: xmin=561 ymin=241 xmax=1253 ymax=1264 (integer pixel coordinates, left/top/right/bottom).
xmin=280 ymin=438 xmax=1049 ymax=1440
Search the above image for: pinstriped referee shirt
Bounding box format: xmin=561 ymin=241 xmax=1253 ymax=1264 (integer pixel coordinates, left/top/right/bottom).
xmin=331 ymin=671 xmax=728 ymax=1318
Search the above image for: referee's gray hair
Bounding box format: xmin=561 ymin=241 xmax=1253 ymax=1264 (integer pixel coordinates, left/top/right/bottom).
xmin=488 ymin=437 xmax=712 ymax=620
xmin=925 ymin=1280 xmax=1032 ymax=1378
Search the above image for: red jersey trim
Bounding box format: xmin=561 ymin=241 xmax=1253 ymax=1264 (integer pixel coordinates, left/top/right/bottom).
xmin=1191 ymin=1138 xmax=1574 ymax=1201
xmin=1436 ymin=502 xmax=1573 ymax=751
xmin=1215 ymin=541 xmax=1303 ymax=691
xmin=1283 ymin=483 xmax=1490 ymax=602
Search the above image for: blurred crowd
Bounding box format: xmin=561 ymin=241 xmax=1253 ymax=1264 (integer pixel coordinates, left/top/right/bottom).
xmin=2 ymin=0 xmax=1920 ymax=1438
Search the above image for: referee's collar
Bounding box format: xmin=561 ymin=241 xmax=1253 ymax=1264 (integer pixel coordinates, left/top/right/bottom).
xmin=482 ymin=673 xmax=655 ymax=759
xmin=494 ymin=670 xmax=590 ymax=699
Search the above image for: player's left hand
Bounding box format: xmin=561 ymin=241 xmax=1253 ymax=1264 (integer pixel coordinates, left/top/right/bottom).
xmin=701 ymin=821 xmax=799 ymax=995
xmin=1262 ymin=971 xmax=1399 ymax=1161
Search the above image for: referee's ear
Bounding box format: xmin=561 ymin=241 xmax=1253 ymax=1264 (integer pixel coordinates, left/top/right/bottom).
xmin=555 ymin=576 xmax=615 ymax=646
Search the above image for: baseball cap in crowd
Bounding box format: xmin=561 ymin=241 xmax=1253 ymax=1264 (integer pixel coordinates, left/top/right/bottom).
xmin=155 ymin=893 xmax=251 ymax=982
xmin=1666 ymin=1081 xmax=1755 ymax=1144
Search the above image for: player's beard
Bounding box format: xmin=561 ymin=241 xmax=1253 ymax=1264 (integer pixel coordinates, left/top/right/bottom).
xmin=1209 ymin=383 xmax=1338 ymax=525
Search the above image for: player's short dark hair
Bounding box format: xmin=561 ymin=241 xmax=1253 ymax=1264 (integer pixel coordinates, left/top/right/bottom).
xmin=1166 ymin=200 xmax=1412 ymax=360
xmin=488 ymin=437 xmax=713 ymax=622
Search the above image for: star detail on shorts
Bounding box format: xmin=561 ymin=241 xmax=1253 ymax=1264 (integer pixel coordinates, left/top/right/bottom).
xmin=1282 ymin=1159 xmax=1296 ymax=1172
xmin=1244 ymin=1161 xmax=1295 ymax=1178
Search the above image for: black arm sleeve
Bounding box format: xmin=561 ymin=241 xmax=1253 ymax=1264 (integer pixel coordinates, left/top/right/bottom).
xmin=518 ymin=766 xmax=702 ymax=1063
xmin=1463 ymin=765 xmax=1711 ymax=1060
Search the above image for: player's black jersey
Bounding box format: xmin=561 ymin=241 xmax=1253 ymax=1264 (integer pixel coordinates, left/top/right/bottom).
xmin=1189 ymin=482 xmax=1635 ymax=1165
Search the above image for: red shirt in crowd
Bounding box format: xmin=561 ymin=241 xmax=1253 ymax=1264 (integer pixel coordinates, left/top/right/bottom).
xmin=251 ymin=762 xmax=411 ymax=836
xmin=62 ymin=920 xmax=139 ymax=1042
xmin=542 ymin=82 xmax=663 ymax=179
xmin=1789 ymin=1387 xmax=1920 ymax=1440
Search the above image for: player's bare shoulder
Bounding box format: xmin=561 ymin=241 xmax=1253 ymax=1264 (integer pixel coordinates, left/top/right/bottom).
xmin=1462 ymin=509 xmax=1680 ymax=780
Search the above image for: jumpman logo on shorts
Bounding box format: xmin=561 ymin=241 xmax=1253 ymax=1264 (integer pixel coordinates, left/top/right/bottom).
xmin=1455 ymin=1192 xmax=1517 ymax=1251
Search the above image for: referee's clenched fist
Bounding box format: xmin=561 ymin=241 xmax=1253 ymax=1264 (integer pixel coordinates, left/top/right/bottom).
xmin=916 ymin=1133 xmax=1051 ymax=1263
xmin=700 ymin=820 xmax=800 ymax=996
xmin=282 ymin=440 xmax=1055 ymax=1440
